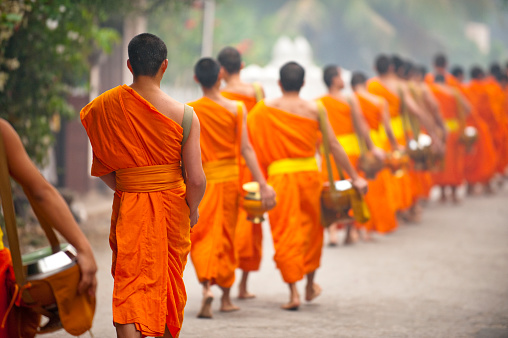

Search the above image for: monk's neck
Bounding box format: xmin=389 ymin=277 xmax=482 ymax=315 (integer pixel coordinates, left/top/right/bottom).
xmin=130 ymin=76 xmax=161 ymax=92
xmin=354 ymin=87 xmax=368 ymax=96
xmin=281 ymin=91 xmax=300 ymax=99
xmin=202 ymin=86 xmax=223 ymax=101
xmin=328 ymin=87 xmax=344 ymax=100
xmin=223 ymin=73 xmax=242 ymax=86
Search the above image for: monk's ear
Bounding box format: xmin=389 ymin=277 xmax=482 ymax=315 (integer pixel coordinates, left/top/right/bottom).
xmin=160 ymin=59 xmax=168 ymax=74
xmin=127 ymin=59 xmax=134 ymax=75
xmin=218 ymin=67 xmax=225 ymax=81
xmin=241 ymin=61 xmax=245 ymax=70
xmin=193 ymin=75 xmax=200 ymax=84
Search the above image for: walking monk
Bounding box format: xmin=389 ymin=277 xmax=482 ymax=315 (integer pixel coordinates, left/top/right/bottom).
xmin=217 ymin=46 xmax=264 ymax=299
xmin=319 ymin=65 xmax=383 ymax=244
xmin=248 ymin=61 xmax=368 ymax=310
xmin=351 ymin=71 xmax=398 ymax=235
xmin=428 ymin=74 xmax=471 ymax=203
xmin=188 ymin=57 xmax=276 ymax=318
xmin=81 ymin=33 xmax=206 ymax=338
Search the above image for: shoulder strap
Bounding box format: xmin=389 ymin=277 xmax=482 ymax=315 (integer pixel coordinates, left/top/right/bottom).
xmin=252 ymin=83 xmax=263 ymax=102
xmin=317 ymin=100 xmax=344 ymax=185
xmin=346 ymin=96 xmax=368 ymax=155
xmin=181 ymin=104 xmax=193 ymax=149
xmin=0 ymin=126 xmax=26 ymax=286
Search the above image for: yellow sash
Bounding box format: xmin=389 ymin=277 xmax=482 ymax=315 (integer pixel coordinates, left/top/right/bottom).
xmin=116 ymin=163 xmax=184 ymax=192
xmin=336 ymin=133 xmax=361 ymax=156
xmin=369 ymin=129 xmax=382 ymax=148
xmin=389 ymin=115 xmax=404 ymax=140
xmin=203 ymin=158 xmax=239 ymax=183
xmin=445 ymin=118 xmax=460 ymax=132
xmin=0 ymin=229 xmax=3 ymax=250
xmin=268 ymin=156 xmax=318 ymax=176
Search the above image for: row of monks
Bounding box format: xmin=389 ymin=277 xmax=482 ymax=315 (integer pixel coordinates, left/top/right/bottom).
xmin=79 ymin=33 xmax=507 ymax=337
xmin=187 ymin=48 xmax=508 ymax=319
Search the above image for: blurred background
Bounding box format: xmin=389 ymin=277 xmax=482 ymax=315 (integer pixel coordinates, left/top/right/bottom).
xmin=1 ymin=0 xmax=508 ymax=244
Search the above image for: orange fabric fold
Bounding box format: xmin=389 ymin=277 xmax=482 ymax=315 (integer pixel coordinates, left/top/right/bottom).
xmin=484 ymin=77 xmax=508 ymax=173
xmin=248 ymin=101 xmax=323 ymax=283
xmin=221 ymin=91 xmax=258 ymax=111
xmin=188 ymin=97 xmax=242 ymax=288
xmin=81 ymin=85 xmax=190 ymax=338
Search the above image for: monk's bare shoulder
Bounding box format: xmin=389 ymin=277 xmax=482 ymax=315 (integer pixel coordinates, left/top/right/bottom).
xmin=222 ymin=82 xmax=257 ymax=98
xmin=152 ymin=90 xmax=186 ymax=126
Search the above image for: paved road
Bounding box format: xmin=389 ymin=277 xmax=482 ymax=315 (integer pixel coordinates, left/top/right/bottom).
xmin=48 ymin=185 xmax=508 ymax=338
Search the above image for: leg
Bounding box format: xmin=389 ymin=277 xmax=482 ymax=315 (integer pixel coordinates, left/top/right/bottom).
xmin=344 ymin=222 xmax=358 ymax=245
xmin=305 ymin=270 xmax=322 ymax=302
xmin=197 ymin=280 xmax=214 ymax=319
xmin=451 ymin=186 xmax=459 ymax=204
xmin=467 ymin=183 xmax=475 ymax=196
xmin=440 ymin=186 xmax=447 ymax=202
xmin=158 ymin=326 xmax=174 ymax=338
xmin=327 ymin=223 xmax=339 ymax=246
xmin=116 ymin=323 xmax=142 ymax=338
xmin=238 ymin=270 xmax=255 ymax=299
xmin=219 ymin=286 xmax=240 ymax=312
xmin=281 ymin=282 xmax=300 ymax=310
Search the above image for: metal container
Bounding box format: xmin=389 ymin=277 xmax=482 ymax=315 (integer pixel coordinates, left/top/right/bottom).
xmin=23 ymin=243 xmax=77 ymax=281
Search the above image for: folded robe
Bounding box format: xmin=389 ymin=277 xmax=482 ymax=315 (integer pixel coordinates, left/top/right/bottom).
xmin=81 ymin=85 xmax=190 ymax=338
xmin=187 ymin=97 xmax=242 ymax=289
xmin=248 ymin=101 xmax=323 ymax=283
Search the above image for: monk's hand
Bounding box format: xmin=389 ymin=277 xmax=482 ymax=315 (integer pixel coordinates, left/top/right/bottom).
xmin=352 ymin=176 xmax=368 ymax=195
xmin=259 ymin=183 xmax=276 ymax=211
xmin=190 ymin=208 xmax=200 ymax=228
xmin=371 ymin=146 xmax=385 ymax=161
xmin=76 ymin=249 xmax=98 ymax=298
xmin=431 ymin=137 xmax=445 ymax=155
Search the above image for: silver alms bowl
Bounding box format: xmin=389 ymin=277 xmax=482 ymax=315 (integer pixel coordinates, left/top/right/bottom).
xmin=23 ymin=243 xmax=77 ymax=281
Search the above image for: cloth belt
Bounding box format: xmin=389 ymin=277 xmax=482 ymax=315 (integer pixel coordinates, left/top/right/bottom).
xmin=336 ymin=133 xmax=361 ymax=156
xmin=203 ymin=158 xmax=239 ymax=183
xmin=268 ymin=156 xmax=318 ymax=176
xmin=389 ymin=116 xmax=404 ymax=140
xmin=445 ymin=118 xmax=460 ymax=132
xmin=116 ymin=163 xmax=184 ymax=192
xmin=369 ymin=129 xmax=382 ymax=147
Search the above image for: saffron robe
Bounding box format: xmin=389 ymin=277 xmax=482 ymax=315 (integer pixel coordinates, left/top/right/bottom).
xmin=81 ymin=85 xmax=190 ymax=338
xmin=188 ymin=97 xmax=241 ymax=289
xmin=367 ymin=78 xmax=413 ymax=211
xmin=484 ymin=77 xmax=508 ymax=173
xmin=221 ymin=91 xmax=263 ymax=272
xmin=355 ymin=93 xmax=398 ymax=233
xmin=428 ymin=84 xmax=465 ymax=186
xmin=463 ymin=81 xmax=497 ymax=184
xmin=248 ymin=101 xmax=323 ymax=283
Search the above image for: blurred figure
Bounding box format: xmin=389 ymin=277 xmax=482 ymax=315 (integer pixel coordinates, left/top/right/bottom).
xmin=0 ymin=119 xmax=97 ymax=336
xmin=188 ymin=57 xmax=275 ymax=318
xmin=427 ymin=74 xmax=470 ymax=203
xmin=319 ymin=65 xmax=382 ymax=244
xmin=217 ymin=46 xmax=265 ymax=300
xmin=81 ymin=33 xmax=206 ymax=338
xmin=351 ymin=71 xmax=399 ymax=235
xmin=248 ymin=61 xmax=367 ymax=310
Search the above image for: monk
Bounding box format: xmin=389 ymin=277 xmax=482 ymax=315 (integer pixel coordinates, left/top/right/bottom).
xmin=217 ymin=46 xmax=264 ymax=299
xmin=351 ymin=71 xmax=398 ymax=235
xmin=428 ymin=74 xmax=470 ymax=202
xmin=320 ymin=65 xmax=383 ymax=243
xmin=81 ymin=33 xmax=206 ymax=338
xmin=248 ymin=61 xmax=368 ymax=310
xmin=0 ymin=119 xmax=97 ymax=337
xmin=368 ymin=55 xmax=443 ymax=222
xmin=188 ymin=57 xmax=276 ymax=318
xmin=452 ymin=66 xmax=497 ymax=194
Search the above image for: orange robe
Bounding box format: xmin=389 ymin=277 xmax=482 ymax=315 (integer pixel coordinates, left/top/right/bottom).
xmin=221 ymin=91 xmax=263 ymax=272
xmin=484 ymin=77 xmax=508 ymax=173
xmin=188 ymin=97 xmax=241 ymax=288
xmin=463 ymin=80 xmax=497 ymax=184
xmin=248 ymin=101 xmax=323 ymax=283
xmin=428 ymin=84 xmax=465 ymax=186
xmin=81 ymin=85 xmax=190 ymax=338
xmin=367 ymin=78 xmax=413 ymax=211
xmin=355 ymin=93 xmax=398 ymax=233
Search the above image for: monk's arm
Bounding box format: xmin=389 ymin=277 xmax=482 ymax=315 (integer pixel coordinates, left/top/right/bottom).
xmin=380 ymin=101 xmax=398 ymax=150
xmin=1 ymin=119 xmax=97 ymax=296
xmin=350 ymin=95 xmax=376 ymax=151
xmin=182 ymin=114 xmax=206 ymax=223
xmin=456 ymin=90 xmax=472 ymax=116
xmin=422 ymin=87 xmax=446 ymax=136
xmin=240 ymin=105 xmax=276 ymax=208
xmin=403 ymin=87 xmax=440 ymax=141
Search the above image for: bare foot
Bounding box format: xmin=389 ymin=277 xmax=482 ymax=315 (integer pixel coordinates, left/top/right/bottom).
xmin=281 ymin=299 xmax=300 ymax=311
xmin=197 ymin=291 xmax=214 ymax=319
xmin=344 ymin=225 xmax=358 ymax=245
xmin=305 ymin=283 xmax=322 ymax=302
xmin=238 ymin=291 xmax=256 ymax=300
xmin=220 ymin=303 xmax=240 ymax=312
